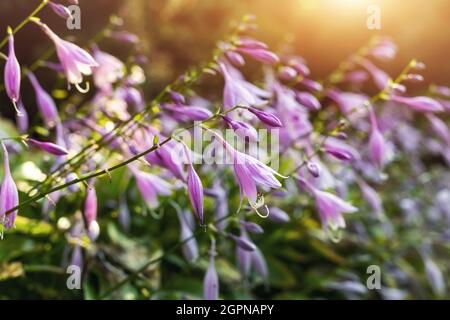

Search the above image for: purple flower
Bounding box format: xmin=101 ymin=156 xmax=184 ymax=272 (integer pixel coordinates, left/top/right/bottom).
xmin=27 ymin=71 xmax=59 ymax=128
xmin=426 ymin=114 xmax=450 ymax=145
xmin=225 ymin=51 xmax=245 ymax=67
xmin=307 ymin=161 xmax=320 ymax=178
xmin=237 ymin=48 xmax=280 ymax=64
xmin=370 ymin=38 xmax=398 ymax=61
xmin=48 ymin=1 xmax=71 ymax=19
xmin=132 ymin=168 xmax=172 ymax=209
xmin=359 ymin=59 xmax=391 ymax=90
xmin=295 ymin=92 xmax=321 ymax=111
xmin=247 ymin=107 xmax=283 ymax=127
xmin=186 ymin=162 xmax=204 ymax=224
xmin=391 ymin=95 xmax=444 ymax=113
xmin=240 ymin=220 xmax=264 ymax=234
xmin=278 ymin=66 xmax=298 ymax=81
xmin=28 ymin=138 xmax=69 ymax=156
xmin=16 ymin=99 xmax=28 ymax=133
xmin=327 ymin=89 xmax=369 ymax=115
xmin=267 ymin=207 xmax=290 ymax=224
xmin=33 ymin=19 xmax=98 ymax=88
xmin=219 ymin=62 xmax=255 ymax=109
xmin=222 ymin=116 xmax=258 ymax=142
xmin=300 ymin=178 xmax=357 ymax=231
xmin=368 ymin=108 xmax=387 ymax=170
xmin=236 ymin=37 xmax=268 ymax=50
xmin=236 ymin=228 xmax=252 ymax=278
xmin=169 ymin=91 xmax=186 ymax=104
xmin=324 ymin=137 xmax=359 ymax=162
xmin=93 ymin=48 xmax=124 ymax=92
xmin=164 ymin=104 xmax=213 ymax=121
xmin=110 ymin=31 xmax=139 ymax=44
xmin=251 ymin=248 xmax=269 ymax=280
xmin=357 ymin=179 xmax=384 ymax=219
xmin=177 ymin=209 xmax=199 ymax=262
xmin=203 ymin=240 xmax=219 ymax=300
xmin=0 ymin=143 xmax=19 ymax=230
xmin=84 ymin=186 xmax=97 ymax=228
xmin=4 ymin=27 xmax=22 ymax=115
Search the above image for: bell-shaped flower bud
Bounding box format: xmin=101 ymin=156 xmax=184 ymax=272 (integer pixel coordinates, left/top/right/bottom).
xmin=203 ymin=240 xmax=219 ymax=300
xmin=0 ymin=143 xmax=19 ymax=230
xmin=248 ymin=107 xmax=283 ymax=127
xmin=28 ymin=138 xmax=69 ymax=156
xmin=4 ymin=27 xmax=22 ymax=116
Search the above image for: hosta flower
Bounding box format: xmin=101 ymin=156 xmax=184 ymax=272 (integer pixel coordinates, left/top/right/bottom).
xmin=32 ymin=19 xmax=98 ymax=89
xmin=295 ymin=92 xmax=321 ymax=111
xmin=186 ymin=161 xmax=204 ymax=224
xmin=391 ymin=95 xmax=443 ymax=113
xmin=225 ymin=51 xmax=245 ymax=67
xmin=359 ymin=59 xmax=391 ymax=90
xmin=426 ymin=113 xmax=450 ymax=145
xmin=84 ymin=185 xmax=98 ymax=238
xmin=222 ymin=115 xmax=258 ymax=142
xmin=219 ymin=62 xmax=255 ymax=109
xmin=278 ymin=66 xmax=298 ymax=81
xmin=164 ymin=104 xmax=213 ymax=121
xmin=177 ymin=209 xmax=199 ymax=262
xmin=357 ymin=179 xmax=384 ymax=219
xmin=48 ymin=1 xmax=71 ymax=19
xmin=267 ymin=207 xmax=290 ymax=224
xmin=0 ymin=143 xmax=19 ymax=230
xmin=28 ymin=138 xmax=69 ymax=156
xmin=93 ymin=48 xmax=125 ymax=92
xmin=251 ymin=248 xmax=269 ymax=280
xmin=300 ymin=178 xmax=357 ymax=232
xmin=16 ymin=100 xmax=28 ymax=133
xmin=368 ymin=108 xmax=387 ymax=170
xmin=4 ymin=27 xmax=22 ymax=115
xmin=324 ymin=137 xmax=359 ymax=162
xmin=131 ymin=168 xmax=172 ymax=209
xmin=236 ymin=228 xmax=252 ymax=278
xmin=370 ymin=37 xmax=398 ymax=61
xmin=28 ymin=71 xmax=59 ymax=128
xmin=236 ymin=48 xmax=280 ymax=64
xmin=203 ymin=240 xmax=219 ymax=300
xmin=247 ymin=107 xmax=283 ymax=127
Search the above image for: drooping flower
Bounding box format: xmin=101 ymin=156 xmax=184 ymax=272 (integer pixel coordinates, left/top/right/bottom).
xmin=4 ymin=27 xmax=22 ymax=115
xmin=240 ymin=220 xmax=264 ymax=234
xmin=267 ymin=207 xmax=290 ymax=224
xmin=92 ymin=48 xmax=125 ymax=92
xmin=324 ymin=137 xmax=359 ymax=162
xmin=164 ymin=103 xmax=213 ymax=121
xmin=32 ymin=19 xmax=98 ymax=89
xmin=48 ymin=1 xmax=72 ymax=19
xmin=219 ymin=62 xmax=255 ymax=109
xmin=222 ymin=115 xmax=258 ymax=142
xmin=278 ymin=66 xmax=298 ymax=81
xmin=225 ymin=51 xmax=245 ymax=67
xmin=300 ymin=178 xmax=357 ymax=232
xmin=177 ymin=209 xmax=199 ymax=262
xmin=236 ymin=48 xmax=280 ymax=64
xmin=357 ymin=178 xmax=384 ymax=219
xmin=251 ymin=247 xmax=269 ymax=280
xmin=426 ymin=113 xmax=450 ymax=145
xmin=203 ymin=240 xmax=219 ymax=300
xmin=27 ymin=71 xmax=59 ymax=128
xmin=295 ymin=92 xmax=321 ymax=112
xmin=391 ymin=95 xmax=444 ymax=113
xmin=368 ymin=107 xmax=387 ymax=170
xmin=131 ymin=168 xmax=173 ymax=209
xmin=0 ymin=143 xmax=19 ymax=230
xmin=84 ymin=184 xmax=98 ymax=240
xmin=28 ymin=138 xmax=69 ymax=156
xmin=236 ymin=227 xmax=252 ymax=278
xmin=185 ymin=151 xmax=204 ymax=224
xmin=16 ymin=99 xmax=28 ymax=133
xmin=359 ymin=58 xmax=391 ymax=91
xmin=247 ymin=107 xmax=283 ymax=127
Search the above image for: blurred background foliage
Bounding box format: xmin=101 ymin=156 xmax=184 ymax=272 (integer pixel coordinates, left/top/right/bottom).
xmin=0 ymin=0 xmax=449 ymax=299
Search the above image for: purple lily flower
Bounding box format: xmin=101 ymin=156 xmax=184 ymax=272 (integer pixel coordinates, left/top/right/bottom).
xmin=131 ymin=168 xmax=172 ymax=209
xmin=33 ymin=19 xmax=98 ymax=89
xmin=203 ymin=240 xmax=219 ymax=300
xmin=295 ymin=92 xmax=321 ymax=111
xmin=324 ymin=137 xmax=359 ymax=162
xmin=300 ymin=178 xmax=357 ymax=232
xmin=251 ymin=248 xmax=269 ymax=280
xmin=28 ymin=138 xmax=69 ymax=156
xmin=359 ymin=59 xmax=391 ymax=91
xmin=357 ymin=179 xmax=384 ymax=219
xmin=391 ymin=95 xmax=444 ymax=113
xmin=186 ymin=156 xmax=204 ymax=224
xmin=267 ymin=207 xmax=290 ymax=224
xmin=222 ymin=115 xmax=258 ymax=142
xmin=48 ymin=1 xmax=72 ymax=19
xmin=225 ymin=51 xmax=245 ymax=67
xmin=16 ymin=99 xmax=28 ymax=133
xmin=177 ymin=209 xmax=199 ymax=262
xmin=93 ymin=48 xmax=124 ymax=92
xmin=0 ymin=143 xmax=19 ymax=230
xmin=247 ymin=107 xmax=283 ymax=127
xmin=4 ymin=27 xmax=22 ymax=115
xmin=219 ymin=62 xmax=255 ymax=109
xmin=236 ymin=228 xmax=252 ymax=278
xmin=426 ymin=114 xmax=450 ymax=145
xmin=368 ymin=108 xmax=387 ymax=170
xmin=278 ymin=66 xmax=298 ymax=81
xmin=27 ymin=71 xmax=59 ymax=128
xmin=236 ymin=48 xmax=280 ymax=64
xmin=164 ymin=104 xmax=213 ymax=121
